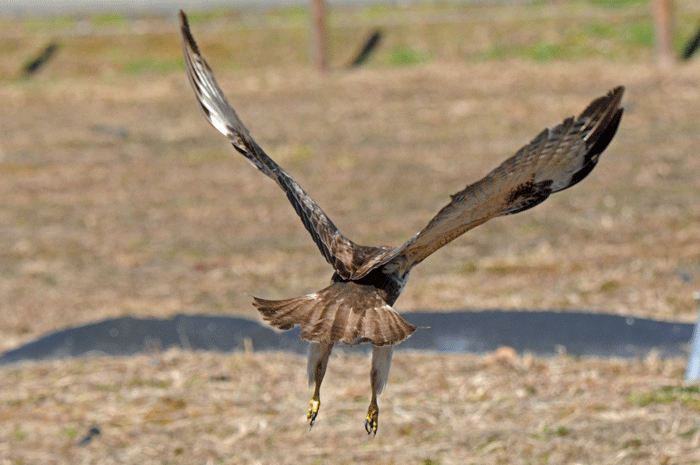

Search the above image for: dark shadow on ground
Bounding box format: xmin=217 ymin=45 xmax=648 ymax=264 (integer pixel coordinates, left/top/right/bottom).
xmin=0 ymin=310 xmax=692 ymax=365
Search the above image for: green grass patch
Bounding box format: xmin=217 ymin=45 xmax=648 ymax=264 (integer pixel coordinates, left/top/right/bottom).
xmin=90 ymin=13 xmax=129 ymax=28
xmin=387 ymin=46 xmax=429 ymax=66
xmin=624 ymin=21 xmax=654 ymax=48
xmin=586 ymin=21 xmax=615 ymax=39
xmin=589 ymin=0 xmax=646 ymax=6
xmin=526 ymin=41 xmax=567 ymax=61
xmin=124 ymin=57 xmax=183 ymax=75
xmin=364 ymin=4 xmax=394 ymax=19
xmin=627 ymin=386 xmax=700 ymax=409
xmin=22 ymin=15 xmax=75 ymax=34
xmin=266 ymin=5 xmax=308 ymax=26
xmin=185 ymin=9 xmax=241 ymax=24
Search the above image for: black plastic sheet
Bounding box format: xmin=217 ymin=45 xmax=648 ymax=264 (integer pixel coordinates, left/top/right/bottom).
xmin=1 ymin=310 xmax=692 ymax=365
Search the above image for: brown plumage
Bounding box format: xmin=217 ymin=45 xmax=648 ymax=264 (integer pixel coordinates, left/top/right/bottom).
xmin=254 ymin=281 xmax=416 ymax=346
xmin=178 ymin=10 xmax=624 ymax=434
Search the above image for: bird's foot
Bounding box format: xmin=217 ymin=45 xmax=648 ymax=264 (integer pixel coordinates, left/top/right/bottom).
xmin=365 ymin=404 xmax=378 ymax=435
xmin=307 ymin=397 xmax=320 ymax=428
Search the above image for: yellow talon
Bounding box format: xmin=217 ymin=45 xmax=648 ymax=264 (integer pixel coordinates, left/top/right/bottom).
xmin=365 ymin=403 xmax=379 ymax=435
xmin=308 ymin=397 xmax=320 ymax=428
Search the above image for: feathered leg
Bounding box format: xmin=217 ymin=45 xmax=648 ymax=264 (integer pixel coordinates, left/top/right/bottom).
xmin=365 ymin=345 xmax=393 ymax=435
xmin=307 ymin=342 xmax=334 ymax=428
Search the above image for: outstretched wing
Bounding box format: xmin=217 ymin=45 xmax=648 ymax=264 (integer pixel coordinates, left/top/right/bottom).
xmin=351 ymin=86 xmax=624 ymax=278
xmin=179 ymin=10 xmax=368 ymax=279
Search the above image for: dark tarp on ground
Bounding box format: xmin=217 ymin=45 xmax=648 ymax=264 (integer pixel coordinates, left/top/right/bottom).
xmin=0 ymin=310 xmax=692 ymax=365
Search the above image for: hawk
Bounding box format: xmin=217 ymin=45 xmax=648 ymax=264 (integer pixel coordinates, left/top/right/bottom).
xmin=178 ymin=10 xmax=624 ymax=435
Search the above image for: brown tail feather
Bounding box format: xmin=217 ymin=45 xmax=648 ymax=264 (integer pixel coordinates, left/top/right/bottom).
xmin=253 ymin=282 xmax=416 ymax=346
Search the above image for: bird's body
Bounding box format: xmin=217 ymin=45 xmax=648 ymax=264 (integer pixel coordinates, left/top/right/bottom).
xmin=178 ymin=10 xmax=624 ymax=434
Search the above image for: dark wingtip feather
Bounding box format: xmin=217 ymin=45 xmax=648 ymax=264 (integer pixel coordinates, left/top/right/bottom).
xmin=588 ymin=106 xmax=624 ymax=158
xmin=607 ymin=86 xmax=625 ymax=111
xmin=567 ymin=101 xmax=624 ymax=188
xmin=579 ymin=86 xmax=624 ymax=120
xmin=179 ymin=10 xmax=200 ymax=56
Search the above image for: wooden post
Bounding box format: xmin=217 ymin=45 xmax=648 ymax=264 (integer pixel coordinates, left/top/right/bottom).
xmin=310 ymin=0 xmax=328 ymax=72
xmin=653 ymin=0 xmax=674 ymax=68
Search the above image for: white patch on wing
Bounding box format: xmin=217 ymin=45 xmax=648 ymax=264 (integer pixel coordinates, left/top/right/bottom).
xmin=208 ymin=109 xmax=229 ymax=136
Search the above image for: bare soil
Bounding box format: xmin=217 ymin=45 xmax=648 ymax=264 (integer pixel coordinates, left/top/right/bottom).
xmin=2 ymin=4 xmax=700 ymax=463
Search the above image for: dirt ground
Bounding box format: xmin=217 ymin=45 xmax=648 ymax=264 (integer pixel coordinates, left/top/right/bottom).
xmin=2 ymin=3 xmax=700 ymax=463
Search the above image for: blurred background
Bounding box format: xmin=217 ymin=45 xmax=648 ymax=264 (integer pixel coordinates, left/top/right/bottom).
xmin=2 ymin=1 xmax=700 ymax=461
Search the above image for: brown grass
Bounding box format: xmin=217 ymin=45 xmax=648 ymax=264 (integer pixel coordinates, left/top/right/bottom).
xmin=1 ymin=350 xmax=699 ymax=464
xmin=2 ymin=2 xmax=700 ymax=462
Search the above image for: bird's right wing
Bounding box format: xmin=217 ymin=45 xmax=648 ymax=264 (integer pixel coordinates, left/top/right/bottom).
xmin=179 ymin=10 xmax=366 ymax=279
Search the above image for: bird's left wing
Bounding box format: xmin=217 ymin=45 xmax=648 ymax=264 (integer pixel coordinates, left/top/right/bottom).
xmin=349 ymin=86 xmax=624 ymax=279
xmin=179 ymin=10 xmax=367 ymax=279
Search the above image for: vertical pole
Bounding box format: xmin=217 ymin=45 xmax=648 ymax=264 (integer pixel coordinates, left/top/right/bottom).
xmin=653 ymin=0 xmax=674 ymax=68
xmin=310 ymin=0 xmax=328 ymax=72
xmin=685 ymin=292 xmax=700 ymax=383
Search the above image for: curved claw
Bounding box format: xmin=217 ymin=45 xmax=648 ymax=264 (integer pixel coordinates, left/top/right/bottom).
xmin=308 ymin=398 xmax=320 ymax=428
xmin=365 ymin=408 xmax=378 ymax=435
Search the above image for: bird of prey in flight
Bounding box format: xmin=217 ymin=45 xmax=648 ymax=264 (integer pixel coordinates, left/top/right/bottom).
xmin=178 ymin=10 xmax=624 ymax=435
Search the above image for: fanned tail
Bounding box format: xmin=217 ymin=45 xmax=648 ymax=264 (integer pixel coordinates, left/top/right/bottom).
xmin=253 ymin=282 xmax=416 ymax=347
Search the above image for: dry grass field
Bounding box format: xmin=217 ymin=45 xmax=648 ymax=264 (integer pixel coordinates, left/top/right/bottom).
xmin=1 ymin=350 xmax=699 ymax=464
xmin=2 ymin=1 xmax=700 ymax=463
